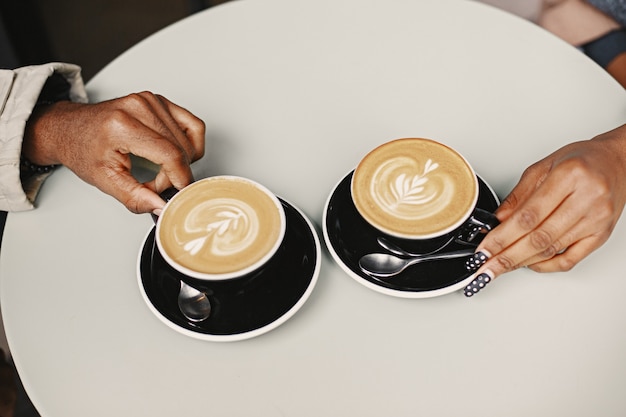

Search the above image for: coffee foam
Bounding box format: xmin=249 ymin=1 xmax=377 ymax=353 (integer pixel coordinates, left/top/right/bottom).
xmin=157 ymin=177 xmax=285 ymax=277
xmin=352 ymin=138 xmax=478 ymax=239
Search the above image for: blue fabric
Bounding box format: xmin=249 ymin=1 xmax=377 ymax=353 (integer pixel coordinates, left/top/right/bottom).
xmin=582 ymin=29 xmax=626 ymax=67
xmin=587 ymin=0 xmax=626 ymax=26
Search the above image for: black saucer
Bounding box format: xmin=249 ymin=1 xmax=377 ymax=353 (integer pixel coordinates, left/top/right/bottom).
xmin=323 ymin=171 xmax=499 ymax=298
xmin=138 ymin=199 xmax=320 ymax=341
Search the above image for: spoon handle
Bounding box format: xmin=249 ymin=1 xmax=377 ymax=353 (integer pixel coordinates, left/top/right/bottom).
xmin=359 ymin=248 xmax=476 ymax=278
xmin=407 ymin=249 xmax=476 ymax=264
xmin=377 ymin=236 xmax=456 ymax=257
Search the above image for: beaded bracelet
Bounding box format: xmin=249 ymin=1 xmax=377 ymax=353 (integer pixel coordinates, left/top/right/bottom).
xmin=20 ymin=156 xmax=58 ymax=174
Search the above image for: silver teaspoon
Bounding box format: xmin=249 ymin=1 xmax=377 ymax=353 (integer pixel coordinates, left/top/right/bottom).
xmin=358 ymin=249 xmax=475 ymax=278
xmin=377 ymin=236 xmax=456 ymax=257
xmin=150 ymin=192 xmax=210 ymax=323
xmin=178 ymin=281 xmax=211 ymax=322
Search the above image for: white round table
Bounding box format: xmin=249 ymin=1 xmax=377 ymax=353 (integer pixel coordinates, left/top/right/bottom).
xmin=2 ymin=0 xmax=626 ymax=415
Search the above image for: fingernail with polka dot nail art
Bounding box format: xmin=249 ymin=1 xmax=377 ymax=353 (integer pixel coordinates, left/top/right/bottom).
xmin=464 ymin=271 xmax=493 ymax=297
xmin=465 ymin=250 xmax=490 ymax=272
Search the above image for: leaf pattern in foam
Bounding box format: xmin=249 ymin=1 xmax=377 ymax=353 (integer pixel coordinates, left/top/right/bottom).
xmin=391 ymin=159 xmax=439 ymax=206
xmin=184 ymin=209 xmax=244 ymax=255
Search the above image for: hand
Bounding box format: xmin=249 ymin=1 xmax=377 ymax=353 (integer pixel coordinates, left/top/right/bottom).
xmin=23 ymin=92 xmax=205 ymax=214
xmin=465 ymin=124 xmax=626 ymax=296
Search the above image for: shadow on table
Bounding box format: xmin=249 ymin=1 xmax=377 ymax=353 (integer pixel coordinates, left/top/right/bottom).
xmin=0 ymin=211 xmax=5 ymax=249
xmin=0 ymin=215 xmax=40 ymax=416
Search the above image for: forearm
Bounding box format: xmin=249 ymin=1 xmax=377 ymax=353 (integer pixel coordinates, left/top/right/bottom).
xmin=22 ymin=101 xmax=78 ymax=167
xmin=606 ymin=52 xmax=626 ymax=87
xmin=0 ymin=63 xmax=88 ymax=212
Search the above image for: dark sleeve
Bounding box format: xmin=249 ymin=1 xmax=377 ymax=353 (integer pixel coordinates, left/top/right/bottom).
xmin=582 ymin=29 xmax=626 ymax=68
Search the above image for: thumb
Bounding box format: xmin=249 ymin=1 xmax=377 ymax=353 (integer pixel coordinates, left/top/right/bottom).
xmin=97 ymin=170 xmax=167 ymax=214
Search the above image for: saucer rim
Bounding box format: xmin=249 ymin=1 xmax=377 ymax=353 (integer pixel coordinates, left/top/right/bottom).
xmin=137 ymin=197 xmax=321 ymax=342
xmin=322 ymin=170 xmax=499 ymax=299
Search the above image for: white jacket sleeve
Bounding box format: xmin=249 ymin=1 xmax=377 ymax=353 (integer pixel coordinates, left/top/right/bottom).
xmin=0 ymin=63 xmax=88 ymax=212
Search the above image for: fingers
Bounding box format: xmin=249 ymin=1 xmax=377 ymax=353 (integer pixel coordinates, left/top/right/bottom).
xmin=96 ymin=92 xmax=206 ymax=212
xmin=116 ymin=93 xmax=205 ymax=177
xmin=495 ymin=161 xmax=550 ymax=222
xmin=97 ymin=107 xmax=192 ymax=189
xmin=477 ymin=207 xmax=607 ymax=277
xmin=526 ymin=235 xmax=606 ymax=273
xmin=515 ymin=212 xmax=612 ymax=269
xmin=479 ymin=166 xmax=577 ymax=263
xmin=116 ymin=185 xmax=165 ymax=215
xmin=43 ymin=92 xmax=206 ymax=214
xmin=127 ymin=92 xmax=204 ymax=162
xmin=464 ymin=149 xmax=624 ymax=297
xmin=124 ymin=126 xmax=195 ymax=190
xmin=154 ymin=94 xmax=206 ymax=162
xmin=462 ymin=203 xmax=584 ymax=298
xmin=27 ymin=91 xmax=205 ymax=214
xmin=143 ymin=170 xmax=176 ymax=195
xmin=89 ymin=163 xmax=167 ymax=214
xmin=461 ymin=128 xmax=626 ymax=297
xmin=475 ymin=150 xmax=616 ymax=268
xmin=487 ymin=199 xmax=580 ymax=271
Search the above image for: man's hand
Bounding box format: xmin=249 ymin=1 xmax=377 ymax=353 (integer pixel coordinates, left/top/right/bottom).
xmin=23 ymin=92 xmax=206 ymax=214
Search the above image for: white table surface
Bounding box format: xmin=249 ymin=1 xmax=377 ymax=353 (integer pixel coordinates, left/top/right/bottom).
xmin=3 ymin=0 xmax=626 ymax=415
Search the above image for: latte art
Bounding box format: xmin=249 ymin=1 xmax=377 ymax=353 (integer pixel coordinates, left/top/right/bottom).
xmin=352 ymin=138 xmax=478 ymax=239
xmin=181 ymin=199 xmax=259 ymax=257
xmin=157 ymin=177 xmax=285 ymax=278
xmin=370 ymin=157 xmax=454 ymax=221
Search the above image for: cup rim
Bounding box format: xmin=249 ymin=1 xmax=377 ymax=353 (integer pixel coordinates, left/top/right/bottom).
xmin=155 ymin=176 xmax=286 ymax=281
xmin=351 ymin=138 xmax=479 ymax=240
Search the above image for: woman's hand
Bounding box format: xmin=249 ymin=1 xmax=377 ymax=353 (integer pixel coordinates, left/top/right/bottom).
xmin=23 ymin=92 xmax=206 ymax=214
xmin=464 ymin=124 xmax=626 ymax=296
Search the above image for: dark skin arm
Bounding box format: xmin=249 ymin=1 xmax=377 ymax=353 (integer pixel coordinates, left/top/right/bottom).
xmin=607 ymin=52 xmax=626 ymax=88
xmin=23 ymin=91 xmax=205 ymax=214
xmin=473 ymin=124 xmax=626 ymax=283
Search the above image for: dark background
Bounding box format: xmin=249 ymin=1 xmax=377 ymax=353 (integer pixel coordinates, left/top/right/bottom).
xmin=0 ymin=0 xmax=231 ymax=81
xmin=0 ymin=0 xmax=232 ymax=246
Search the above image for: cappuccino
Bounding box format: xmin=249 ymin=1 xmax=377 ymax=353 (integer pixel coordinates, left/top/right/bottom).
xmin=157 ymin=176 xmax=285 ymax=279
xmin=351 ymin=138 xmax=478 ymax=239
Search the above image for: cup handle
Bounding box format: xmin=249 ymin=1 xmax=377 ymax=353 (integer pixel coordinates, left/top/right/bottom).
xmin=455 ymin=208 xmax=500 ymax=245
xmin=150 ymin=187 xmax=180 ymax=224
